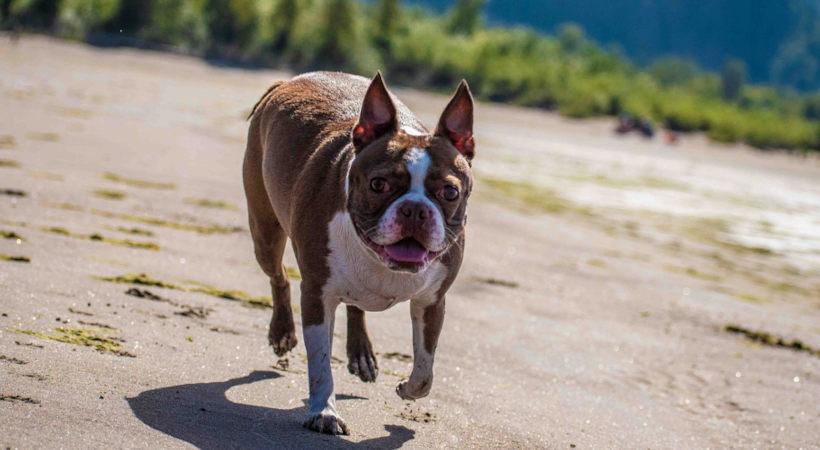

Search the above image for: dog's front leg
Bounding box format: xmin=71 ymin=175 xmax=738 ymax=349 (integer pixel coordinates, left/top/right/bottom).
xmin=397 ymin=296 xmax=445 ymax=400
xmin=301 ymin=286 xmax=348 ymax=435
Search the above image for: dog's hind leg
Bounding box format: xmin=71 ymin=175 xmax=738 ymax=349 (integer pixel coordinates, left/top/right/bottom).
xmin=256 ymin=221 xmax=296 ymax=356
xmin=243 ymin=119 xmax=296 ymax=357
xmin=346 ymin=305 xmax=378 ymax=382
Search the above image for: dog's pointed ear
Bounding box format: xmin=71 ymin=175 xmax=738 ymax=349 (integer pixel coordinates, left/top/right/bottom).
xmin=435 ymin=79 xmax=475 ymax=161
xmin=353 ymin=72 xmax=398 ymax=152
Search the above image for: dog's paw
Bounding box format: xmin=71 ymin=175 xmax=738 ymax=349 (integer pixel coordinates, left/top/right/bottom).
xmin=268 ymin=321 xmax=297 ymax=357
xmin=396 ymin=379 xmax=431 ymax=401
xmin=347 ymin=341 xmax=378 ymax=382
xmin=303 ymin=410 xmax=349 ymax=435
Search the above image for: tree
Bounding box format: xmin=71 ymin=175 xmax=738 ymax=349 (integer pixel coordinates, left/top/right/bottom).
xmin=371 ymin=0 xmax=400 ymax=54
xmin=57 ymin=0 xmax=121 ymax=38
xmin=1 ymin=0 xmax=11 ymax=25
xmin=721 ymin=58 xmax=747 ymax=101
xmin=649 ymin=57 xmax=699 ymax=87
xmin=203 ymin=0 xmax=258 ymax=50
xmin=6 ymin=0 xmax=60 ymax=30
xmin=313 ymin=0 xmax=356 ymax=70
xmin=448 ymin=0 xmax=485 ymax=35
xmin=105 ymin=0 xmax=152 ymax=35
xmin=269 ymin=0 xmax=299 ymax=55
xmin=557 ymin=23 xmax=586 ymax=53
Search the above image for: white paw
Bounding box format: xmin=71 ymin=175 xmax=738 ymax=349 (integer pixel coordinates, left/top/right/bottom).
xmin=303 ymin=409 xmax=349 ymax=435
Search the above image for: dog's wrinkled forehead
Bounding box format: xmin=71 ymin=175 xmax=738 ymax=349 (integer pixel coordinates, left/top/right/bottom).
xmin=351 ymin=131 xmax=429 ymax=172
xmin=348 ymin=129 xmax=472 ymax=197
xmin=391 ymin=131 xmax=433 ymax=155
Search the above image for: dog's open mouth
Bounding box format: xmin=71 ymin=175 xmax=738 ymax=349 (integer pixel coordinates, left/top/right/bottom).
xmin=383 ymin=237 xmax=429 ymax=263
xmin=357 ymin=230 xmax=441 ymax=270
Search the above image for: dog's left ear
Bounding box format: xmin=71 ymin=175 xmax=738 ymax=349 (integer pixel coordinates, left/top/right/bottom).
xmin=353 ymin=72 xmax=398 ymax=152
xmin=435 ymin=80 xmax=475 ymax=161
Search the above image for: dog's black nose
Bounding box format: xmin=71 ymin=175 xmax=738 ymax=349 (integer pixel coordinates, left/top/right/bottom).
xmin=399 ymin=201 xmax=429 ymax=221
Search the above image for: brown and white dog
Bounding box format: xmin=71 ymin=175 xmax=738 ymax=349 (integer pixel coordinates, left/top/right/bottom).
xmin=243 ymin=71 xmax=474 ymax=435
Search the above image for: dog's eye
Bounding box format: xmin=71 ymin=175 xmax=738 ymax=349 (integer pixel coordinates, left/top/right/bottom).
xmin=369 ymin=177 xmax=389 ymax=193
xmin=442 ymin=185 xmax=459 ymax=201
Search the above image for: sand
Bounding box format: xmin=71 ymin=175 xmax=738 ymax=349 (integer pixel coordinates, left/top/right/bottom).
xmin=1 ymin=35 xmax=818 ymax=449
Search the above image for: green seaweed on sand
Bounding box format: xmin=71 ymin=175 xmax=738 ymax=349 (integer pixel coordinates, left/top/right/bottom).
xmin=96 ymin=273 xmax=273 ymax=308
xmin=48 ymin=202 xmax=83 ymax=211
xmin=46 ymin=203 xmax=240 ymax=234
xmin=286 ymin=266 xmax=301 ymax=280
xmin=564 ymin=173 xmax=689 ymax=191
xmin=0 ymin=135 xmax=16 ymax=149
xmin=14 ymin=327 xmax=135 ymax=357
xmin=84 ymin=256 xmax=128 ymax=266
xmin=26 ymin=132 xmax=59 ymax=142
xmin=381 ymin=369 xmax=408 ymax=378
xmin=664 ymin=265 xmax=723 ymax=282
xmin=724 ymin=325 xmax=819 ymax=357
xmin=101 ymin=273 xmax=178 ymax=290
xmin=682 ymin=218 xmax=775 ymax=256
xmin=0 ymin=355 xmax=28 ymax=364
xmin=90 ymin=209 xmax=240 ymax=234
xmin=93 ymin=189 xmax=126 ymax=200
xmin=176 ymin=278 xmax=273 ymax=308
xmin=0 ymin=395 xmax=40 ymax=405
xmin=587 ymin=258 xmax=607 ymax=267
xmin=103 ymin=225 xmax=155 ymax=236
xmin=1 ymin=230 xmax=25 ymax=241
xmin=40 ymin=226 xmax=159 ymax=250
xmin=102 ymin=172 xmax=177 ymax=190
xmin=475 ymin=277 xmax=519 ymax=288
xmin=42 ymin=226 xmax=70 ymax=236
xmin=734 ymin=292 xmax=769 ymax=304
xmin=184 ymin=198 xmax=237 ymax=210
xmin=0 ymin=160 xmax=21 ymax=168
xmin=57 ymin=107 xmax=93 ymax=119
xmin=1 ymin=189 xmax=26 ymax=196
xmin=0 ymin=254 xmax=30 ymax=263
xmin=28 ymin=171 xmax=63 ymax=181
xmin=480 ymin=177 xmax=591 ymax=215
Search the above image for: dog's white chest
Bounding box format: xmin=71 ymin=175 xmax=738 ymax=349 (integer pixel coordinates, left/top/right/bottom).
xmin=323 ymin=212 xmax=446 ymax=311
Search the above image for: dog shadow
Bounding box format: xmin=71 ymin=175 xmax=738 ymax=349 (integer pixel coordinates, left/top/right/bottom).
xmin=127 ymin=370 xmax=415 ymax=449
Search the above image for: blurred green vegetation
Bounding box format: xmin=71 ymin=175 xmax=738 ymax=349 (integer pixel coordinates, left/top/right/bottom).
xmin=2 ymin=0 xmax=819 ymax=152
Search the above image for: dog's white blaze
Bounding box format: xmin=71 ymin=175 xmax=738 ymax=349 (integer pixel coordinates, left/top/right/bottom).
xmin=406 ymin=147 xmax=429 ymax=193
xmin=373 ymin=148 xmax=446 ymax=249
xmin=325 ymin=212 xmax=446 ymax=312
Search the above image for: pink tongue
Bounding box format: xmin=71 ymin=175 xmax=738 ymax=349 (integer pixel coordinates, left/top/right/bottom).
xmin=384 ymin=238 xmax=428 ymax=263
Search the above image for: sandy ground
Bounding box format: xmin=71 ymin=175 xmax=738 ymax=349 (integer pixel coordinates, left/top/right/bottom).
xmin=1 ymin=35 xmax=818 ymax=449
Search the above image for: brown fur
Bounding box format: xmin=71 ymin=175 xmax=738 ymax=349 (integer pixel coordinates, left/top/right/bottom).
xmin=243 ymin=71 xmax=474 ymax=434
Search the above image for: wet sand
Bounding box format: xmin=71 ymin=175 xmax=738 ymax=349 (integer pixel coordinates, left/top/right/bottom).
xmin=1 ymin=35 xmax=818 ymax=448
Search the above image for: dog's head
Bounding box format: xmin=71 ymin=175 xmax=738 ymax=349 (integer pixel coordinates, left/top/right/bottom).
xmin=346 ymin=73 xmax=474 ymax=273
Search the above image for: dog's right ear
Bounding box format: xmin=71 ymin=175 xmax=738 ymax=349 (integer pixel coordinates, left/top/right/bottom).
xmin=353 ymin=72 xmax=398 ymax=152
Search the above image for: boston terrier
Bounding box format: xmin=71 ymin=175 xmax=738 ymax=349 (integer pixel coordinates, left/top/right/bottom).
xmin=243 ymin=71 xmax=474 ymax=434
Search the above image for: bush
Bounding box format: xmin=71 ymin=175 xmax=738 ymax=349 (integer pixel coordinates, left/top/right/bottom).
xmin=142 ymin=0 xmax=208 ymax=51
xmin=649 ymin=57 xmax=699 ymax=87
xmin=57 ymin=0 xmax=120 ymax=38
xmin=6 ymin=0 xmax=59 ymax=29
xmin=6 ymin=0 xmax=819 ymax=152
xmin=721 ymin=58 xmax=746 ymax=101
xmin=203 ymin=0 xmax=258 ymax=51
